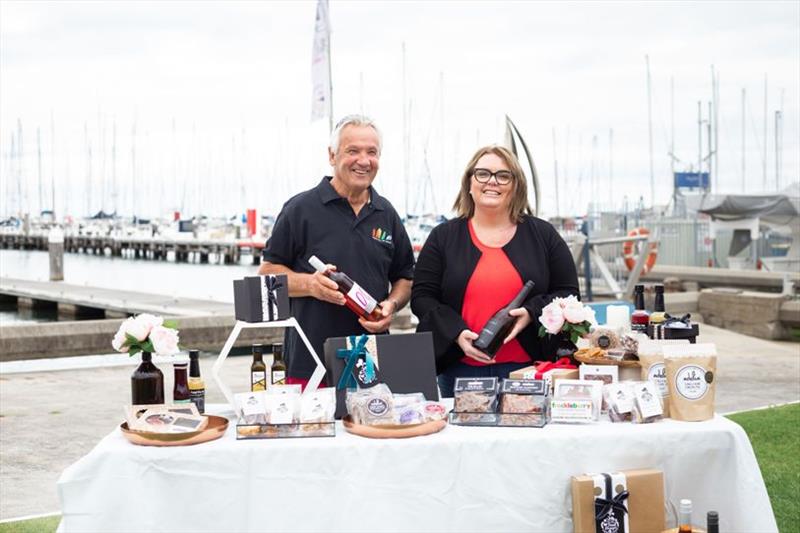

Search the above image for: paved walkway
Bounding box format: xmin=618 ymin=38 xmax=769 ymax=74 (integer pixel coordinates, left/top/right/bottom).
xmin=0 ymin=324 xmax=798 ymax=520
xmin=0 ymin=277 xmax=234 ymax=317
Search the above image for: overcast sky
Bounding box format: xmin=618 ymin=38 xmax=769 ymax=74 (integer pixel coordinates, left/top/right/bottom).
xmin=1 ymin=0 xmax=798 ymax=219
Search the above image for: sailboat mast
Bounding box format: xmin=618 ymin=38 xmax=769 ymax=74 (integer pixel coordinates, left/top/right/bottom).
xmin=609 ymin=128 xmax=613 ymax=210
xmin=741 ymin=88 xmax=746 ymax=192
xmin=552 ymin=127 xmax=559 ymax=217
xmin=112 ymin=119 xmax=117 ymax=215
xmin=50 ymin=110 xmax=56 ymax=218
xmin=645 ymin=55 xmax=655 ymax=207
xmin=402 ymin=42 xmax=409 ymax=217
xmin=327 ymin=1 xmax=333 ymax=134
xmin=763 ymin=73 xmax=768 ymax=190
xmin=37 ymin=127 xmax=43 ymax=216
xmin=16 ymin=119 xmax=24 ymax=216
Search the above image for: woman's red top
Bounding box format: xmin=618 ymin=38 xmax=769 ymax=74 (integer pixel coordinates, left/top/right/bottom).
xmin=460 ymin=220 xmax=531 ymax=366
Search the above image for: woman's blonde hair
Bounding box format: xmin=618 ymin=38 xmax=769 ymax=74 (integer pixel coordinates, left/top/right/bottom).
xmin=452 ymin=145 xmax=532 ymax=222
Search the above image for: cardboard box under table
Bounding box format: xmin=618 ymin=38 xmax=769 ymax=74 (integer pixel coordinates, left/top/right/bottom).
xmin=323 ymin=332 xmax=439 ymax=419
xmin=572 ymin=469 xmax=665 ymax=533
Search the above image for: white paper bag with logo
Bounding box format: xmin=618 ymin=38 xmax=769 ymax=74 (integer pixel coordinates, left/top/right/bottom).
xmin=663 ymin=343 xmax=717 ymax=422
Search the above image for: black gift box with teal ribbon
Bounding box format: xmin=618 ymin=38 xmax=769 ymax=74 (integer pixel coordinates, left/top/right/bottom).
xmin=233 ymin=275 xmax=290 ymax=322
xmin=323 ymin=332 xmax=439 ymax=419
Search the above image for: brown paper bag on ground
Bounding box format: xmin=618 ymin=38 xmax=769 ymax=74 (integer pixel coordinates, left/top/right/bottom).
xmin=572 ymin=469 xmax=665 ymax=533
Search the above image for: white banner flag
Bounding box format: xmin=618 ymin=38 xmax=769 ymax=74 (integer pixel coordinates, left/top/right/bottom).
xmin=311 ymin=0 xmax=331 ymax=123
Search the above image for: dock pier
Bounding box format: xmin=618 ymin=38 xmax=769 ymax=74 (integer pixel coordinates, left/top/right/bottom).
xmin=0 ymin=231 xmax=264 ymax=265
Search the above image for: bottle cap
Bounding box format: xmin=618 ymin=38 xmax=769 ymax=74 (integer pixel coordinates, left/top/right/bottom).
xmin=634 ymin=284 xmax=644 ymax=292
xmin=308 ymin=255 xmax=327 ymax=273
xmin=680 ymin=499 xmax=692 ymax=513
xmin=655 ymin=285 xmax=664 ymax=293
xmin=252 ymin=344 xmax=263 ymax=353
xmin=707 ymin=511 xmax=718 ymax=524
xmin=189 ymin=349 xmax=199 ymax=359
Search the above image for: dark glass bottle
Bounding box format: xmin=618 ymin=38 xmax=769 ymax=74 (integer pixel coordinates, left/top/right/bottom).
xmin=131 ymin=351 xmax=164 ymax=405
xmin=650 ymin=284 xmax=666 ymax=325
xmin=251 ymin=344 xmax=267 ymax=391
xmin=707 ymin=511 xmax=719 ymax=533
xmin=473 ymin=281 xmax=536 ymax=357
xmin=188 ymin=350 xmax=205 ymax=414
xmin=271 ymin=343 xmax=286 ymax=386
xmin=309 ymin=255 xmax=383 ymax=321
xmin=173 ymin=362 xmax=190 ymax=404
xmin=631 ymin=284 xmax=650 ymax=334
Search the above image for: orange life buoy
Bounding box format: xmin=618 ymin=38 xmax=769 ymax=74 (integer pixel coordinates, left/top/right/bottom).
xmin=622 ymin=227 xmax=658 ymax=274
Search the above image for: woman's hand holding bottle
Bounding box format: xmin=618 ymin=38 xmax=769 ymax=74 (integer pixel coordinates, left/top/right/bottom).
xmin=502 ymin=307 xmax=532 ymax=344
xmin=457 ymin=329 xmax=495 ymax=364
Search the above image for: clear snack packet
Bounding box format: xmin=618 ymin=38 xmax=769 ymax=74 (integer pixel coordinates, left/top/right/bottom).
xmin=300 ymin=388 xmax=336 ymax=423
xmin=630 ymin=380 xmax=664 ymax=424
xmin=603 ymin=382 xmax=634 ymax=422
xmin=346 ymin=383 xmax=394 ymax=425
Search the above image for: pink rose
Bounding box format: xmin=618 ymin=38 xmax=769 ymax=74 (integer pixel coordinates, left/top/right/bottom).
xmin=134 ymin=314 xmax=163 ymax=337
xmin=539 ymin=302 xmax=565 ymax=335
xmin=562 ymin=298 xmax=586 ymax=324
xmin=111 ymin=326 xmax=129 ymax=353
xmin=149 ymin=325 xmax=180 ymax=356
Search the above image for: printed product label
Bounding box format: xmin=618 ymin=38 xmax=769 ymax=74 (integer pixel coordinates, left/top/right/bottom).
xmin=607 ymin=384 xmax=633 ymax=414
xmin=675 ymin=364 xmax=709 ymax=400
xmin=367 ymin=398 xmax=389 ymax=416
xmin=633 ymin=381 xmax=663 ymax=418
xmin=646 ymin=363 xmax=669 ymax=396
xmin=501 ymin=379 xmax=546 ymax=395
xmin=271 ymin=370 xmax=286 ymax=385
xmin=454 ymin=377 xmax=499 ymax=393
xmin=189 ymin=389 xmax=205 ymax=413
xmin=251 ymin=371 xmax=266 ymax=391
xmin=347 ymin=282 xmax=378 ymax=314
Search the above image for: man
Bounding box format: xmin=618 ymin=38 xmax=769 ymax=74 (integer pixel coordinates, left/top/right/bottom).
xmin=259 ymin=114 xmax=414 ymax=388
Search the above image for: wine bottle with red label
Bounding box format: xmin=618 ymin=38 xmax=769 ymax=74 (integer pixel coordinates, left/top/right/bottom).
xmin=309 ymin=255 xmax=384 ymax=321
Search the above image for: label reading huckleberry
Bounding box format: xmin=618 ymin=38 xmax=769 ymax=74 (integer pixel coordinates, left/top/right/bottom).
xmin=675 ymin=364 xmax=709 ymax=400
xmin=646 ymin=362 xmax=669 ymax=396
xmin=346 ymin=282 xmax=378 ymax=314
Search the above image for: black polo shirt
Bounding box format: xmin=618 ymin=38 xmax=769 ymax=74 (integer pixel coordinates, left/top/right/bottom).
xmin=262 ymin=176 xmax=415 ymax=379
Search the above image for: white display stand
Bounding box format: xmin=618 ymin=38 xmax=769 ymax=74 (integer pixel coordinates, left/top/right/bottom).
xmin=211 ymin=318 xmax=326 ymax=412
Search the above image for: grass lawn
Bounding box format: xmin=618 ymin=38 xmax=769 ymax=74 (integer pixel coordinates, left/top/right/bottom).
xmin=728 ymin=402 xmax=800 ymax=533
xmin=1 ymin=404 xmax=797 ymax=533
xmin=0 ymin=515 xmax=60 ymax=533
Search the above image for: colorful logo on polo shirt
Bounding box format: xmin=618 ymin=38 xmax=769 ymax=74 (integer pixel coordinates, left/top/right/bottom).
xmin=371 ymin=227 xmax=392 ymax=243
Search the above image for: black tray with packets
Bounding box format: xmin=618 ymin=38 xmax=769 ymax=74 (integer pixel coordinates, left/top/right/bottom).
xmin=448 ymin=377 xmax=549 ymax=428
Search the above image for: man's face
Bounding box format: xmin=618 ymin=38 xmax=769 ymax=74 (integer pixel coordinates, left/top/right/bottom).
xmin=328 ymin=125 xmax=380 ymax=191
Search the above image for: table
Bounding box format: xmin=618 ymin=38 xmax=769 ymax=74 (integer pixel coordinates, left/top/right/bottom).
xmin=57 ymin=408 xmax=777 ymax=532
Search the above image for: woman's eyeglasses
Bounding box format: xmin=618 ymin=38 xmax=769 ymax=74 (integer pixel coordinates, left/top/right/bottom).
xmin=473 ymin=168 xmax=513 ymax=185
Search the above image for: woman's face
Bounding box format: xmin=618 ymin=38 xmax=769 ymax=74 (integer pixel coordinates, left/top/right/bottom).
xmin=469 ymin=153 xmax=514 ymax=215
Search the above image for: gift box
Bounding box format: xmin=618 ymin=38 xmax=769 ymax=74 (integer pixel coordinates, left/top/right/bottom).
xmin=648 ymin=314 xmax=699 ymax=344
xmin=571 ymin=469 xmax=664 ymax=533
xmin=233 ymin=275 xmax=290 ymax=322
xmin=324 ymin=332 xmax=439 ymax=419
xmin=509 ymin=358 xmax=579 ymax=392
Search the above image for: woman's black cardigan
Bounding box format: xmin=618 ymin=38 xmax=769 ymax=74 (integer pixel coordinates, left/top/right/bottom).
xmin=411 ymin=215 xmax=581 ymax=374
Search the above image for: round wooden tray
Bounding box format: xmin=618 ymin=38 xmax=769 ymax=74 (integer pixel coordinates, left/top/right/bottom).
xmin=120 ymin=415 xmax=229 ymax=446
xmin=574 ymin=352 xmax=641 ymax=368
xmin=342 ymin=415 xmax=447 ymax=439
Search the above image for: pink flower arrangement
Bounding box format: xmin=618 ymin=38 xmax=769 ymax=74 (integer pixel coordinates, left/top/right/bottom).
xmin=112 ymin=313 xmax=180 ymax=356
xmin=537 ymin=296 xmax=596 ymax=343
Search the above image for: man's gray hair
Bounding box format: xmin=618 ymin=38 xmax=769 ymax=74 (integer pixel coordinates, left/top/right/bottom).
xmin=329 ymin=114 xmax=382 ymax=154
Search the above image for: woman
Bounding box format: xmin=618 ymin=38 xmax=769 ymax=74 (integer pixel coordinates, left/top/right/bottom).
xmin=411 ymin=145 xmax=580 ymax=397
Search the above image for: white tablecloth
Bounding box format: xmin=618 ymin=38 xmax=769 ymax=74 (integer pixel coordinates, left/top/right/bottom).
xmin=57 ymin=408 xmax=777 ymax=533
